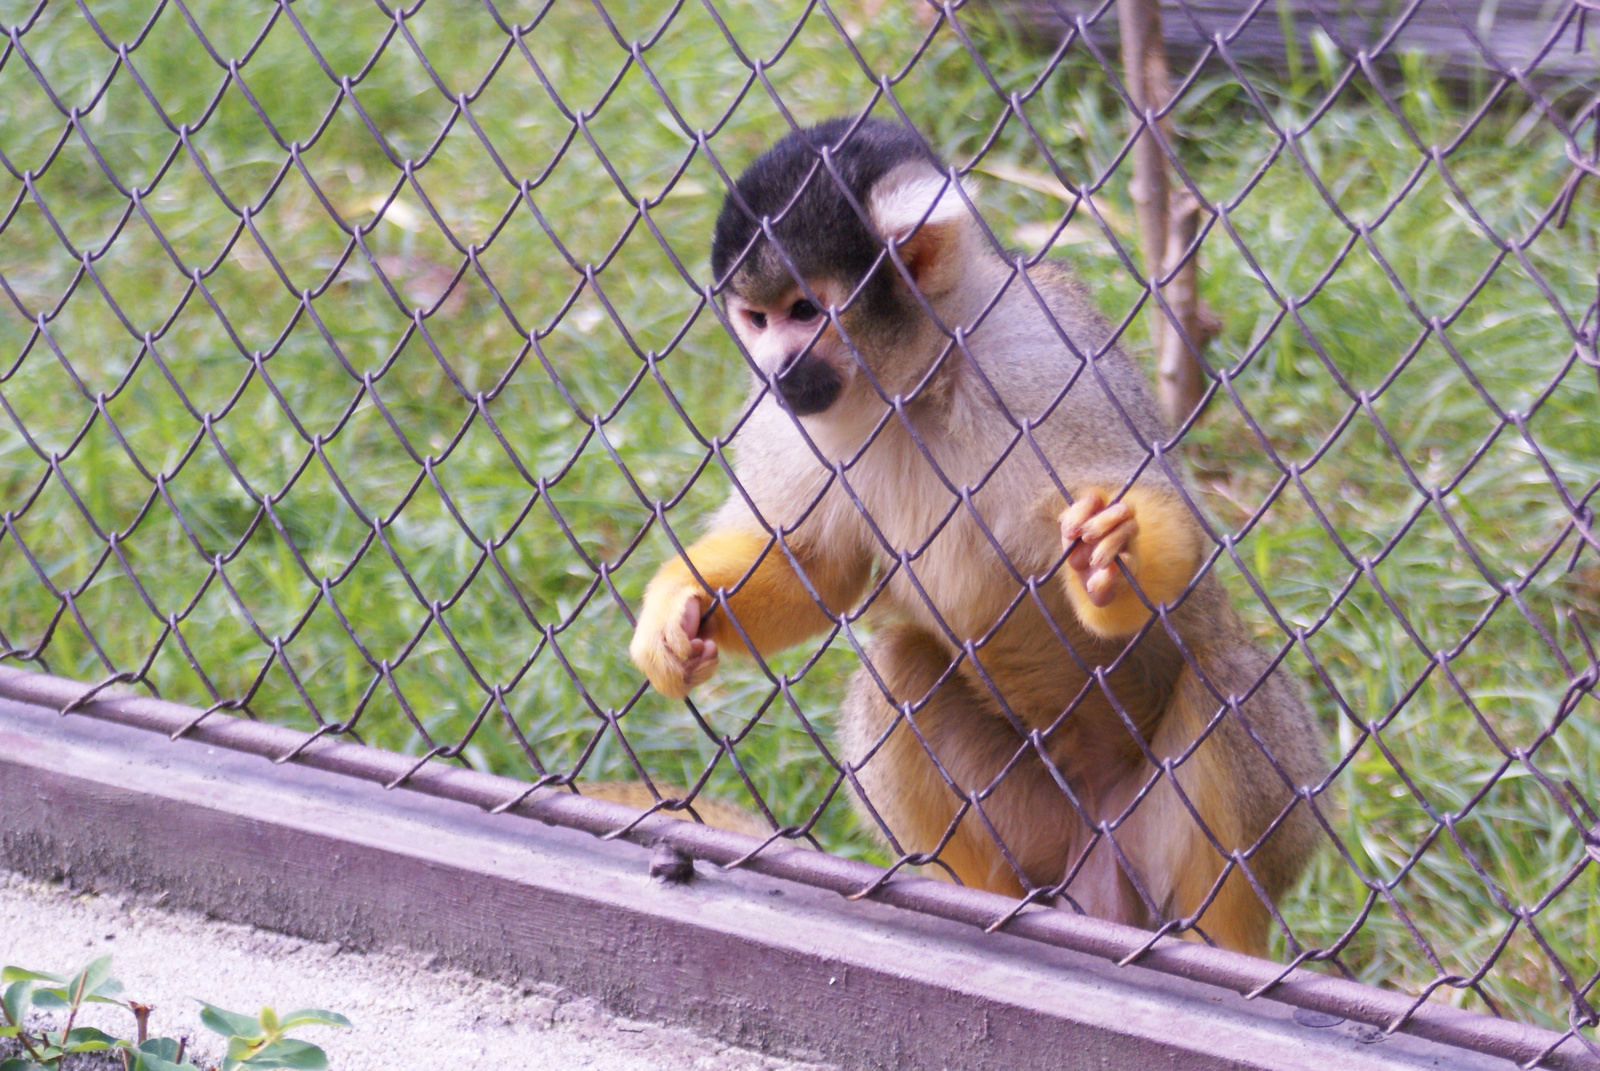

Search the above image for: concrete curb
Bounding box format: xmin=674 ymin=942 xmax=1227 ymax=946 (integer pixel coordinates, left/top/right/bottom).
xmin=0 ymin=691 xmax=1561 ymax=1071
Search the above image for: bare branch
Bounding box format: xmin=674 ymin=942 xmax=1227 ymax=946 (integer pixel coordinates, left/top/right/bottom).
xmin=1116 ymin=0 xmax=1216 ymax=429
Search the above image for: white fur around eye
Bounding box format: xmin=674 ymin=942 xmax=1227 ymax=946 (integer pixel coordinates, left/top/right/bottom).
xmin=868 ymin=168 xmax=973 ymax=241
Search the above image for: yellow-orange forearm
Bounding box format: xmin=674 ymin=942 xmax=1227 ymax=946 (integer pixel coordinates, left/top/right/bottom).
xmin=631 ymin=527 xmax=868 ymax=697
xmin=651 ymin=529 xmax=860 ymax=656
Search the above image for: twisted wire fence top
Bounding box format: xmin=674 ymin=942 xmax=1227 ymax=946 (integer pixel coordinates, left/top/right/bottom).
xmin=0 ymin=0 xmax=1596 ymax=1056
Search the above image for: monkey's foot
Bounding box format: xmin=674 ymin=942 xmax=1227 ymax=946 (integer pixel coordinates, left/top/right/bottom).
xmin=1059 ymin=489 xmax=1140 ymax=608
xmin=629 ymin=586 xmax=720 ymax=700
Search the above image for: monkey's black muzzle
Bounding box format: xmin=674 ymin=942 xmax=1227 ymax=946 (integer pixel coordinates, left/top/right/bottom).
xmin=772 ymin=353 xmax=842 ymax=416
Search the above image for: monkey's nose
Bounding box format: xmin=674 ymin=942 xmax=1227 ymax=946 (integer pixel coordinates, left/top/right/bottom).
xmin=773 ymin=353 xmax=842 ymax=416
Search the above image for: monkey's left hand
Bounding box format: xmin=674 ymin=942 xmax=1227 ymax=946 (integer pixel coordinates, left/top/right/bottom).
xmin=1057 ymin=486 xmax=1202 ymax=639
xmin=1060 ymin=488 xmax=1139 ymax=608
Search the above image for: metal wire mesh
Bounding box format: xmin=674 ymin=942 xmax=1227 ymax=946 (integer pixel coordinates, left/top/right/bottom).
xmin=0 ymin=0 xmax=1596 ymax=1062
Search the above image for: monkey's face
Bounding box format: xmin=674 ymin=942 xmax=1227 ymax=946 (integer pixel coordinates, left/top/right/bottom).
xmin=711 ymin=120 xmax=974 ymax=425
xmin=725 ymin=277 xmax=858 ymax=418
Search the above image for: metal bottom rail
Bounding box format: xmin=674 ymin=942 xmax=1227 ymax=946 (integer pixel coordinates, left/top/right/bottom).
xmin=0 ymin=664 xmax=1591 ymax=1071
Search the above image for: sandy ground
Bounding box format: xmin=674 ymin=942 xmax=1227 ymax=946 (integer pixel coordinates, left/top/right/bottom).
xmin=0 ymin=871 xmax=833 ymax=1071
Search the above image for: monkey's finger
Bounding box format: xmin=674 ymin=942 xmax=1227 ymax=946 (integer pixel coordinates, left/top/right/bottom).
xmin=1084 ymin=564 xmax=1123 ymax=606
xmin=677 ymin=596 xmax=704 ymax=642
xmin=659 ymin=592 xmax=706 ymax=662
xmin=1088 ymin=516 xmax=1139 ymax=572
xmin=1067 ymin=541 xmax=1095 ymax=573
xmin=1059 ymin=491 xmax=1108 ymax=546
xmin=1080 ymin=501 xmax=1136 ymax=546
xmin=1060 ymin=497 xmax=1100 ymax=535
xmin=684 ymin=641 xmax=720 ymax=690
xmin=696 ymin=601 xmax=721 ymax=642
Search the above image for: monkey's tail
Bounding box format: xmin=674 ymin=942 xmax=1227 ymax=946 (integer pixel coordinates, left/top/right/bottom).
xmin=573 ymin=780 xmax=772 ymax=838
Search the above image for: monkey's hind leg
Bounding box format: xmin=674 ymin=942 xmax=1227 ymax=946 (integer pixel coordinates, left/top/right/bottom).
xmin=1134 ymin=652 xmax=1323 ymax=959
xmin=841 ymin=625 xmax=1136 ymax=916
xmin=841 ymin=626 xmax=1025 ymax=896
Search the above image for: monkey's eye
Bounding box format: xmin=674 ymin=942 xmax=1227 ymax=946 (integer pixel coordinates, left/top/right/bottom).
xmin=789 ymin=299 xmax=820 ymax=323
xmin=746 ymin=310 xmax=767 ymax=330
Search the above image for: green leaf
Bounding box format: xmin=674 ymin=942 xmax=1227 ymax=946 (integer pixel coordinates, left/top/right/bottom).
xmin=28 ymin=989 xmax=68 ymax=1010
xmin=229 ymin=1038 xmax=328 ymax=1070
xmin=136 ymin=1038 xmax=187 ymax=1062
xmin=0 ymin=969 xmax=61 ymax=986
xmin=64 ymin=957 xmax=122 ymax=1004
xmin=224 ymin=1036 xmax=264 ymax=1063
xmin=120 ymin=1038 xmax=200 ymax=1071
xmin=275 ymin=1009 xmax=352 ymax=1031
xmin=63 ymin=1025 xmax=120 ymax=1052
xmin=0 ymin=1025 xmax=18 ymax=1038
xmin=2 ymin=980 xmax=34 ymax=1026
xmin=116 ymin=1037 xmax=197 ymax=1069
xmin=0 ymin=1059 xmax=48 ymax=1071
xmin=199 ymin=1001 xmax=265 ymax=1040
xmin=133 ymin=1057 xmax=189 ymax=1071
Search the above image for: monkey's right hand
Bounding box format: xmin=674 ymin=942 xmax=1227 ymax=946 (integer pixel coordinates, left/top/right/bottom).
xmin=629 ymin=580 xmax=720 ymax=700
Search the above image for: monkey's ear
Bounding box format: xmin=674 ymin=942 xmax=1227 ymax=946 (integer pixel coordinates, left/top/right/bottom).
xmin=868 ymin=169 xmax=975 ymax=298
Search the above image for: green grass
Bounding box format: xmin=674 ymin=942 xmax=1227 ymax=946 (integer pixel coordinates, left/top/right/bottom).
xmin=1 ymin=0 xmax=1596 ymax=1039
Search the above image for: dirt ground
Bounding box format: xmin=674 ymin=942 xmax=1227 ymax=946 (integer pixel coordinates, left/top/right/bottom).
xmin=0 ymin=871 xmax=833 ymax=1071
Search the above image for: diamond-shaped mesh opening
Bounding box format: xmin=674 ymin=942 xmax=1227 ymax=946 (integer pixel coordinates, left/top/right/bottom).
xmin=2 ymin=0 xmax=1596 ymax=1059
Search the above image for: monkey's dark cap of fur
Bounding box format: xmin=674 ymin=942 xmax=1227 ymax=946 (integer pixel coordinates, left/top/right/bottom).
xmin=710 ymin=117 xmax=944 ymax=296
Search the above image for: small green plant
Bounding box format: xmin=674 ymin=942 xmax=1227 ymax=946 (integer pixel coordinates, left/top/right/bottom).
xmin=0 ymin=958 xmax=350 ymax=1071
xmin=0 ymin=957 xmax=124 ymax=1070
xmin=196 ymin=1004 xmax=350 ymax=1071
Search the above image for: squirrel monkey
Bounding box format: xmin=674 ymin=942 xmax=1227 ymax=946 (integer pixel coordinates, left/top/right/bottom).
xmin=629 ymin=118 xmax=1326 ymax=957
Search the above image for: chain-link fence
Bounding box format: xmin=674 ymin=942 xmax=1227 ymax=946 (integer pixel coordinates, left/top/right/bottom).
xmin=0 ymin=0 xmax=1596 ymax=1064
